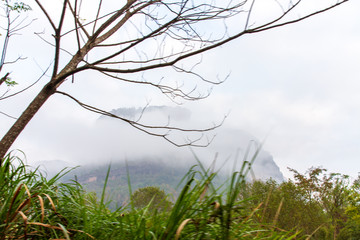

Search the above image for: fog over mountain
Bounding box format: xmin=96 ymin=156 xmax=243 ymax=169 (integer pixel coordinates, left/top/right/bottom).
xmin=35 ymin=106 xmax=283 ymax=182
xmin=103 ymin=106 xmax=192 ymax=122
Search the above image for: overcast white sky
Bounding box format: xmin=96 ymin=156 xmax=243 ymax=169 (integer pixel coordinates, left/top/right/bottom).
xmin=1 ymin=0 xmax=359 ymax=179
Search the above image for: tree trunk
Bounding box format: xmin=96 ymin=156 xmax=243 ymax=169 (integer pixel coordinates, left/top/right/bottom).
xmin=0 ymin=83 xmax=56 ymax=162
xmin=0 ymin=46 xmax=89 ymax=164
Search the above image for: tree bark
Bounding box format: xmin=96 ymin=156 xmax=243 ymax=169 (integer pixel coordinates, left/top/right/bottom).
xmin=0 ymin=45 xmax=91 ymax=163
xmin=0 ymin=83 xmax=56 ymax=162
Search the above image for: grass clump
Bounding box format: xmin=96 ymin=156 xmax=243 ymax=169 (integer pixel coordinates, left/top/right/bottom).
xmin=1 ymin=152 xmax=298 ymax=239
xmin=0 ymin=153 xmax=90 ymax=239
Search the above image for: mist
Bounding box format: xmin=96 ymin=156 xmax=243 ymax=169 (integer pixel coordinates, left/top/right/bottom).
xmin=16 ymin=104 xmax=283 ymax=181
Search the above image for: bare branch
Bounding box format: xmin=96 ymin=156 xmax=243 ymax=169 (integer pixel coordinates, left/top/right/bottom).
xmin=66 ymin=0 xmax=90 ymax=40
xmin=0 ymin=110 xmax=17 ymax=119
xmin=51 ymin=0 xmax=68 ymax=79
xmin=0 ymin=8 xmax=33 ymax=71
xmin=0 ymin=0 xmax=350 ymax=160
xmin=0 ymin=3 xmax=11 ymax=72
xmin=55 ymin=90 xmax=224 ymax=147
xmin=245 ymin=0 xmax=256 ymax=30
xmin=0 ymin=73 xmax=10 ymax=86
xmin=250 ymin=0 xmax=349 ymax=33
xmin=92 ymin=0 xmax=103 ymax=35
xmin=4 ymin=56 xmax=27 ymax=65
xmin=72 ymin=0 xmax=82 ymax=50
xmin=34 ymin=0 xmax=56 ymax=30
xmin=0 ymin=63 xmax=51 ymax=100
xmin=34 ymin=31 xmax=73 ymax=57
xmin=96 ymin=70 xmax=210 ymax=102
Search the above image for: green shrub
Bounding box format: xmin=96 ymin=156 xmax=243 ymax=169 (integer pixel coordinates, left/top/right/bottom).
xmin=131 ymin=186 xmax=172 ymax=212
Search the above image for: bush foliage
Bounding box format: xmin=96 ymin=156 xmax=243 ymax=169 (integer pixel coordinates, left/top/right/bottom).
xmin=131 ymin=186 xmax=172 ymax=212
xmin=1 ymin=153 xmax=360 ymax=239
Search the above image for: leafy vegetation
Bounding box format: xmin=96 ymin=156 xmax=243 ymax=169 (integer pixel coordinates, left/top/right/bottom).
xmin=63 ymin=160 xmax=192 ymax=209
xmin=0 ymin=153 xmax=78 ymax=239
xmin=2 ymin=153 xmax=360 ymax=239
xmin=131 ymin=186 xmax=172 ymax=212
xmin=239 ymin=167 xmax=360 ymax=239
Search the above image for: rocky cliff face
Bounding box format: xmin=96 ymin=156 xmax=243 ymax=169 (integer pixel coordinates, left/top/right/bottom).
xmin=251 ymin=151 xmax=284 ymax=182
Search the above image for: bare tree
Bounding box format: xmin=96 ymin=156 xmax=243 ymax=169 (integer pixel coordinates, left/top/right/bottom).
xmin=0 ymin=0 xmax=32 ymax=119
xmin=0 ymin=0 xmax=349 ymax=162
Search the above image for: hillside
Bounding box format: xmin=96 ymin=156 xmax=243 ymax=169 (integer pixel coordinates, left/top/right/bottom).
xmin=61 ymin=160 xmax=200 ymax=209
xmin=36 ymin=152 xmax=283 ymax=209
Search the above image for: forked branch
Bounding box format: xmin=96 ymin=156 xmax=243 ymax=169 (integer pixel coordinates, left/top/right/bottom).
xmin=55 ymin=90 xmax=223 ymax=147
xmin=0 ymin=0 xmax=351 ymax=161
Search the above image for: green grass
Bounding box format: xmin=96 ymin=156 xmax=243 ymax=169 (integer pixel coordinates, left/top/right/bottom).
xmin=0 ymin=153 xmax=75 ymax=239
xmin=0 ymin=152 xmax=298 ymax=239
